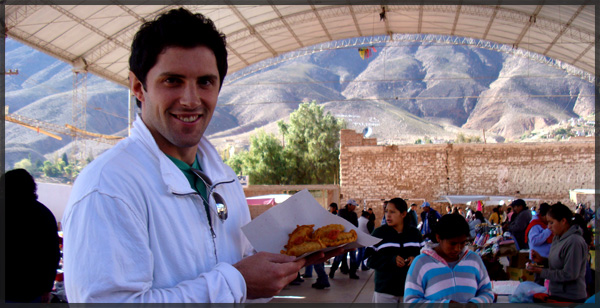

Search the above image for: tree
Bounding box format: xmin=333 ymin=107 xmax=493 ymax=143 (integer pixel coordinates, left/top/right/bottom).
xmin=13 ymin=158 xmax=36 ymax=174
xmin=277 ymin=101 xmax=346 ymax=184
xmin=225 ymin=101 xmax=345 ymax=185
xmin=42 ymin=161 xmax=61 ymax=177
xmin=243 ymin=130 xmax=289 ymax=185
xmin=62 ymin=152 xmax=69 ymax=166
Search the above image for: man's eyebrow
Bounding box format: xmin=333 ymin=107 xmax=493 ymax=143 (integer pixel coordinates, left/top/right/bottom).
xmin=158 ymin=72 xmax=185 ymax=78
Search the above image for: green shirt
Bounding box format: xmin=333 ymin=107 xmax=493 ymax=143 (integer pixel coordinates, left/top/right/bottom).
xmin=166 ymin=154 xmax=212 ymax=227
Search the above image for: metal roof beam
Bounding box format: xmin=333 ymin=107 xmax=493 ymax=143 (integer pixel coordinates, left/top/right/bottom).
xmin=482 ymin=4 xmax=500 ymax=40
xmin=513 ymin=5 xmax=543 ymax=49
xmin=228 ymin=5 xmax=277 ymax=57
xmin=451 ymin=4 xmax=462 ymax=36
xmin=543 ymin=4 xmax=586 ymax=55
xmin=348 ymin=5 xmax=363 ymax=37
xmin=269 ymin=2 xmax=304 ymax=49
xmin=310 ymin=4 xmax=333 ymax=41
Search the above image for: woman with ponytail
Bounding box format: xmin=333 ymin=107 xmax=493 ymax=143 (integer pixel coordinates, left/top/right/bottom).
xmin=527 ymin=203 xmax=589 ymax=302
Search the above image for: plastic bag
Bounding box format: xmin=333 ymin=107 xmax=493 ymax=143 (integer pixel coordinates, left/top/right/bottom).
xmin=508 ymin=281 xmax=547 ymax=303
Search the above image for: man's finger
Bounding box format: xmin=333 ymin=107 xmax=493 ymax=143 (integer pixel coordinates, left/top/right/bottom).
xmin=254 ymin=251 xmax=297 ymax=264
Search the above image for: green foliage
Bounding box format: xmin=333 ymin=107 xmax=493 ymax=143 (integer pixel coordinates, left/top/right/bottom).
xmin=42 ymin=160 xmax=61 ymax=177
xmin=225 ymin=101 xmax=346 ymax=185
xmin=62 ymin=152 xmax=69 ymax=165
xmin=455 ymin=133 xmax=481 ymax=143
xmin=14 ymin=158 xmax=36 ymax=174
xmin=414 ymin=138 xmax=422 ymax=144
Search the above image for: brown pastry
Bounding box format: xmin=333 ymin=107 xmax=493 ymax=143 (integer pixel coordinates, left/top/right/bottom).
xmin=315 ymin=224 xmax=357 ymax=247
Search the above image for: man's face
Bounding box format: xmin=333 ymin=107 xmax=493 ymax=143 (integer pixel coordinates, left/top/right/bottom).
xmin=130 ymin=46 xmax=220 ymax=160
xmin=512 ymin=205 xmax=523 ymax=214
xmin=423 ymin=206 xmax=430 ymax=212
xmin=348 ymin=204 xmax=356 ymax=212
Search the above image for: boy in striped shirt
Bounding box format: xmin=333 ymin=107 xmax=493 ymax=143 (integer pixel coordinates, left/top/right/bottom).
xmin=404 ymin=214 xmax=494 ymax=304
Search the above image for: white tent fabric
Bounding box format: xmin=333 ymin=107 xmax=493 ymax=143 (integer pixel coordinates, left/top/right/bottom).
xmin=4 ymin=3 xmax=594 ymax=88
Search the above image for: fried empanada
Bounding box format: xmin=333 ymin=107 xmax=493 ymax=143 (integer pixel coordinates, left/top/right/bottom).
xmin=315 ymin=224 xmax=357 ymax=247
xmin=281 ymin=239 xmax=326 ymax=257
xmin=284 ymin=224 xmax=315 ymax=249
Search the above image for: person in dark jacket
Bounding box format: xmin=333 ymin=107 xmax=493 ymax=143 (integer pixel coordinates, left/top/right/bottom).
xmin=527 ymin=203 xmax=588 ymax=302
xmin=366 ymin=197 xmax=423 ymax=303
xmin=420 ymin=201 xmax=441 ymax=240
xmin=329 ymin=199 xmax=359 ymax=279
xmin=3 ymin=169 xmax=61 ymax=303
xmin=507 ymin=199 xmax=532 ymax=250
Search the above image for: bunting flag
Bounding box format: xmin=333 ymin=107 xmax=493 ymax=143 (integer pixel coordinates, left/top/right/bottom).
xmin=358 ymin=46 xmax=377 ymax=59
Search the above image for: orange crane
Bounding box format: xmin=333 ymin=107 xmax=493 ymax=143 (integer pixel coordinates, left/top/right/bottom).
xmin=5 ymin=112 xmax=123 ymax=145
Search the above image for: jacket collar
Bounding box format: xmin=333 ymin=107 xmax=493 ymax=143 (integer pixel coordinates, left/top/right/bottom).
xmin=421 ymin=244 xmax=469 ymax=267
xmin=129 ymin=116 xmax=233 ymax=195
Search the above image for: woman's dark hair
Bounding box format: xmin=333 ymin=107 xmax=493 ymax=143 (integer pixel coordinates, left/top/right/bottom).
xmin=387 ymin=198 xmax=408 ymax=213
xmin=129 ymin=8 xmax=228 ymax=107
xmin=329 ymin=203 xmax=338 ymax=210
xmin=474 ymin=211 xmax=485 ymax=222
xmin=2 ymin=169 xmax=38 ymax=201
xmin=538 ymin=203 xmax=551 ymax=217
xmin=434 ymin=212 xmax=470 ymax=240
xmin=547 ymin=202 xmax=573 ymax=223
xmin=573 ymin=214 xmax=592 ymax=245
xmin=388 ymin=198 xmax=414 ymax=227
xmin=492 ymin=207 xmax=499 ymax=213
xmin=361 ymin=210 xmax=370 ymax=218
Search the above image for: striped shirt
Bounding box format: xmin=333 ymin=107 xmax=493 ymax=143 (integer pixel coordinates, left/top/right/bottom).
xmin=404 ymin=247 xmax=494 ymax=304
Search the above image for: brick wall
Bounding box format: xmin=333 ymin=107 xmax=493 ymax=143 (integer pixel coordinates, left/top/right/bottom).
xmin=339 ymin=129 xmax=595 ymax=224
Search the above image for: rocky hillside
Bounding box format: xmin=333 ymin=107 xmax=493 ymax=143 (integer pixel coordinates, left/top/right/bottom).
xmin=4 ymin=38 xmax=595 ymax=169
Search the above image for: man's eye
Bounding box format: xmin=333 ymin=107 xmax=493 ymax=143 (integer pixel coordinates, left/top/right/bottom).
xmin=164 ymin=77 xmax=181 ymax=84
xmin=198 ymin=78 xmax=214 ymax=86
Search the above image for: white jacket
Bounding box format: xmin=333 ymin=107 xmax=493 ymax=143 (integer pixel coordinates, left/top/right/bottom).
xmin=62 ymin=116 xmax=254 ymax=303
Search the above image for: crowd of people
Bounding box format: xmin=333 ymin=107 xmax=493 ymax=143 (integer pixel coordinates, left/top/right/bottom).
xmin=3 ymin=6 xmax=597 ymax=305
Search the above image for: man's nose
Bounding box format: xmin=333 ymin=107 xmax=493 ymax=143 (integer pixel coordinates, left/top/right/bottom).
xmin=180 ymin=84 xmax=201 ymax=107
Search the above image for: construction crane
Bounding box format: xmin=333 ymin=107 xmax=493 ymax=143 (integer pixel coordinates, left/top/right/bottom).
xmin=5 ymin=111 xmax=123 ymax=145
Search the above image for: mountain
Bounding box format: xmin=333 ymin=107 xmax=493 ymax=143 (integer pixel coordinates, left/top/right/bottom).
xmin=3 ymin=38 xmax=595 ymax=169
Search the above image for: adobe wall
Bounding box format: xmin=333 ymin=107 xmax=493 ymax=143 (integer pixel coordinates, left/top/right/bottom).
xmin=339 ymin=129 xmax=595 ymax=226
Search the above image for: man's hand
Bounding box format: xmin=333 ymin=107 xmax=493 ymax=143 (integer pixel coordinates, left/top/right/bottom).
xmin=234 ymin=252 xmax=305 ymax=299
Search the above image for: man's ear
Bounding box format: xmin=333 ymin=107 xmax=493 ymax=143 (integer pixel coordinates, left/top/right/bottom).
xmin=129 ymin=71 xmax=145 ymax=104
xmin=435 ymin=233 xmax=441 ymax=243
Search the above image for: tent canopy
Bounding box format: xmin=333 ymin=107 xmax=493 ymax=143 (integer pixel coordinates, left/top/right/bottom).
xmin=5 ymin=3 xmax=594 ymax=88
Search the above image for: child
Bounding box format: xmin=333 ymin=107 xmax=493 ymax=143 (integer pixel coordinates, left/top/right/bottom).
xmin=366 ymin=198 xmax=423 ymax=303
xmin=404 ymin=214 xmax=494 ymax=304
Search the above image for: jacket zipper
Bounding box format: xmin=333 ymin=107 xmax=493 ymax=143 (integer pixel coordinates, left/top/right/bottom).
xmin=173 ymin=192 xmax=218 ymax=260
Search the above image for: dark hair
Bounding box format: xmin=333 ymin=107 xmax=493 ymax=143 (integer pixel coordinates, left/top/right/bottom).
xmin=361 ymin=210 xmax=370 ymax=218
xmin=572 ymin=214 xmax=593 ymax=245
xmin=547 ymin=202 xmax=573 ymax=223
xmin=474 ymin=211 xmax=485 ymax=222
xmin=538 ymin=203 xmax=551 ymax=216
xmin=492 ymin=207 xmax=499 ymax=213
xmin=510 ymin=199 xmax=527 ymax=208
xmin=2 ymin=169 xmax=38 ymax=201
xmin=329 ymin=203 xmax=338 ymax=210
xmin=387 ymin=198 xmax=408 ymax=213
xmin=435 ymin=213 xmax=470 ymax=240
xmin=129 ymin=8 xmax=228 ymax=108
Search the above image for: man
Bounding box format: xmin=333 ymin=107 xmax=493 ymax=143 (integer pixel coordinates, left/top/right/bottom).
xmin=525 ymin=203 xmax=552 ymax=285
xmin=419 ymin=201 xmax=441 ymax=240
xmin=329 ymin=199 xmax=360 ymax=279
xmin=62 ymin=8 xmax=337 ymax=303
xmin=381 ymin=200 xmax=389 ymax=225
xmin=507 ymin=199 xmax=532 ymax=250
xmin=407 ymin=203 xmax=419 ymax=229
